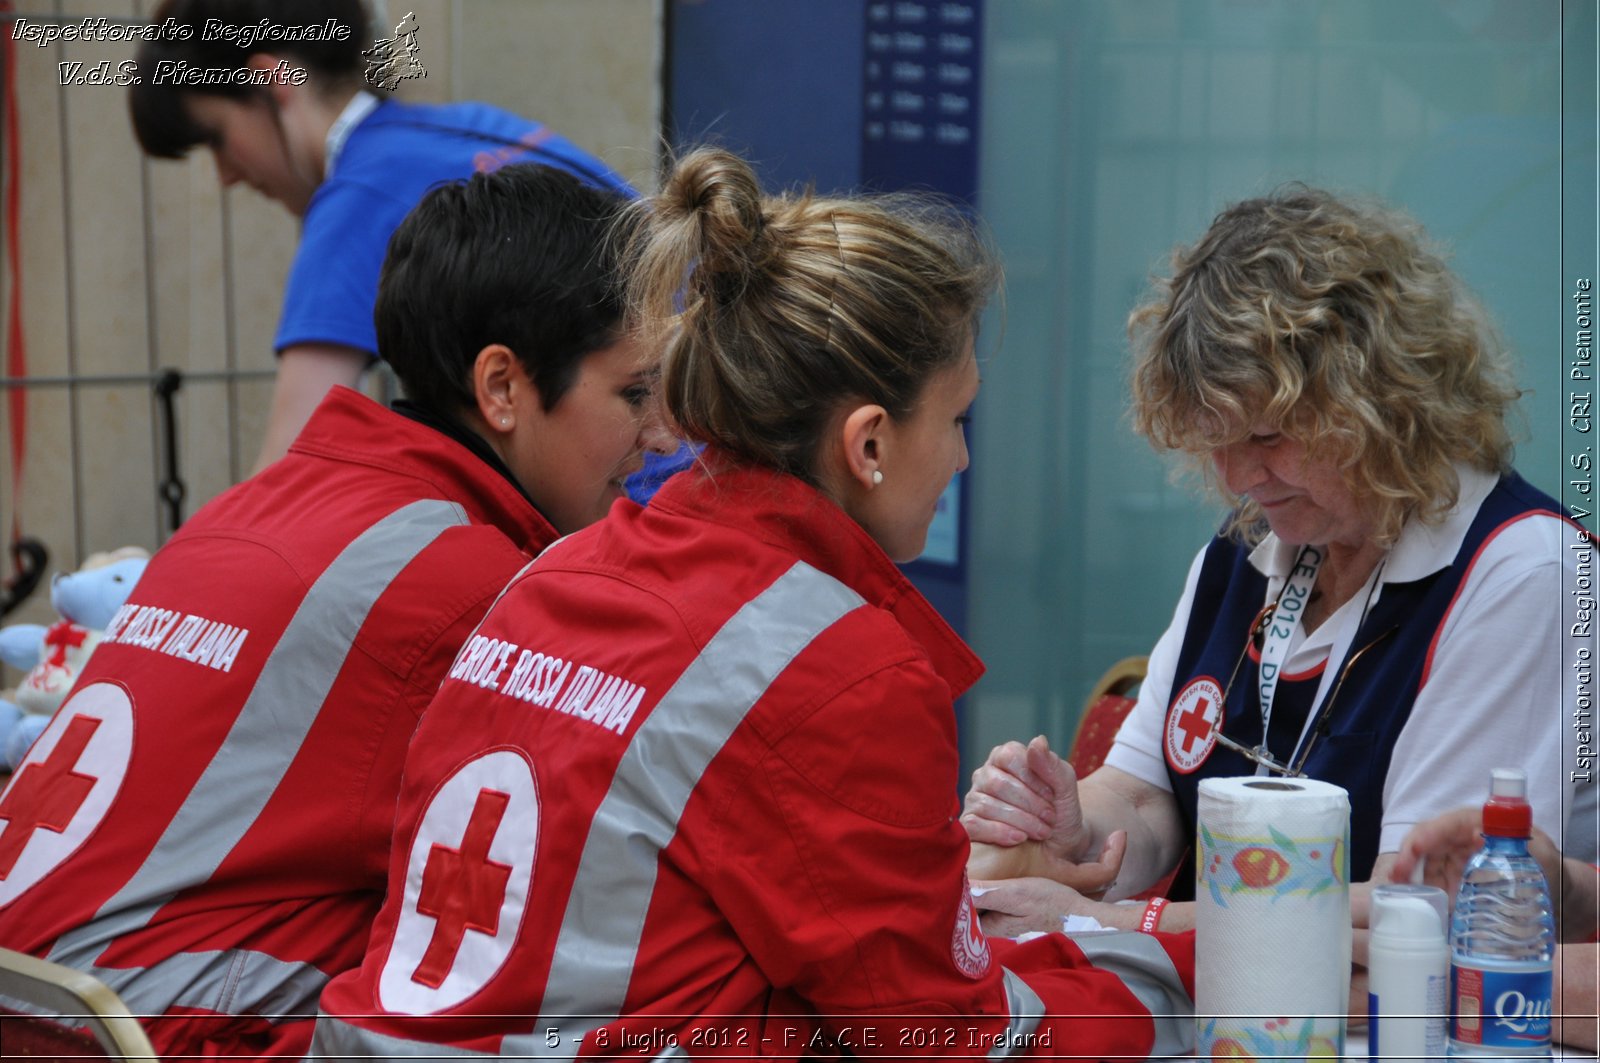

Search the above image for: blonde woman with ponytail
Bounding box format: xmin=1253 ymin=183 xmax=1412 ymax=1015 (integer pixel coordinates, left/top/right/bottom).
xmin=310 ymin=148 xmax=1195 ymax=1060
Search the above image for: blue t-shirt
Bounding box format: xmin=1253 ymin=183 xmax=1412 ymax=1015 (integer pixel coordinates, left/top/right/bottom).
xmin=275 ymin=98 xmax=632 ymax=357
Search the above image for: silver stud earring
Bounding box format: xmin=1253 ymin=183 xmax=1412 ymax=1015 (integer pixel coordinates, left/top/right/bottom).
xmin=871 ymin=470 xmax=884 ymax=485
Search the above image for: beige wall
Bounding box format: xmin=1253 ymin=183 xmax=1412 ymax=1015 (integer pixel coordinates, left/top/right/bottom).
xmin=445 ymin=0 xmax=662 ymax=192
xmin=0 ymin=1 xmax=661 ymax=637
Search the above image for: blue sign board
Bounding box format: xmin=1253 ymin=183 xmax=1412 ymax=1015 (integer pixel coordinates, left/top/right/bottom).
xmin=667 ymin=0 xmax=985 ymax=634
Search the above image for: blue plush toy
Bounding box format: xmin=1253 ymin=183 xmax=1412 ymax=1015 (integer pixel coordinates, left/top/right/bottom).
xmin=0 ymin=547 xmax=148 ymax=770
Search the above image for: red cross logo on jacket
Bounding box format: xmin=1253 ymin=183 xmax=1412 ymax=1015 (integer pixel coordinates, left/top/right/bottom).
xmin=0 ymin=715 xmax=102 ymax=878
xmin=377 ymin=749 xmax=539 ymax=1015
xmin=412 ymin=788 xmax=514 ymax=988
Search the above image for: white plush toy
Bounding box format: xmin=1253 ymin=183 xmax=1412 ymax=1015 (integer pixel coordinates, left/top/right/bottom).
xmin=0 ymin=546 xmax=149 ymax=769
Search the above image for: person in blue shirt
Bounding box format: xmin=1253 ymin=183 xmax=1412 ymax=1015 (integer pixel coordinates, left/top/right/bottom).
xmin=128 ymin=0 xmax=640 ymax=476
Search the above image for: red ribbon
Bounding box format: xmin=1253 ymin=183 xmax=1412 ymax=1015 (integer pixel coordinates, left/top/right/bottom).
xmin=2 ymin=0 xmax=29 ymax=559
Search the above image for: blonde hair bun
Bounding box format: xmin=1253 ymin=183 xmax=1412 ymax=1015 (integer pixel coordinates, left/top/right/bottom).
xmin=624 ymin=146 xmax=998 ymax=482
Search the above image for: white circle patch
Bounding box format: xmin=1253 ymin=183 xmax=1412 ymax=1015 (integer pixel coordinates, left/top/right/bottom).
xmin=379 ymin=749 xmax=539 ymax=1015
xmin=1163 ymin=676 xmax=1224 ymax=775
xmin=951 ymin=871 xmax=991 ymax=978
xmin=0 ymin=682 xmax=135 ymax=906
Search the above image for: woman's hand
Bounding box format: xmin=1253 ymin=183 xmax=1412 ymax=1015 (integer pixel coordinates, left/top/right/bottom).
xmin=962 ymin=735 xmax=1089 ymax=853
xmin=967 ymin=832 xmax=1128 ymax=895
xmin=1391 ymin=806 xmax=1591 ymax=942
xmin=1389 ymin=809 xmax=1563 ymax=918
xmin=962 ymin=735 xmax=1127 ymax=895
xmin=1388 ymin=807 xmax=1487 ymax=896
xmin=971 ymin=877 xmax=1115 ymax=937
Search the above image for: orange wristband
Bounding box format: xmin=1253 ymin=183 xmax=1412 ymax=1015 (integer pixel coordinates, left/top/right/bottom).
xmin=1139 ymin=897 xmax=1168 ymax=933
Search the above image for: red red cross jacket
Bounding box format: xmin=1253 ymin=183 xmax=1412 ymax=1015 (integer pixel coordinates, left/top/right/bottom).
xmin=0 ymin=388 xmax=558 ymax=1058
xmin=312 ymin=458 xmax=1196 ymax=1060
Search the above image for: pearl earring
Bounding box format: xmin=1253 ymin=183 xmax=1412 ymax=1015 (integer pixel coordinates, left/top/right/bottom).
xmin=871 ymin=470 xmax=884 ymax=485
xmin=501 ymin=417 xmax=511 ymax=427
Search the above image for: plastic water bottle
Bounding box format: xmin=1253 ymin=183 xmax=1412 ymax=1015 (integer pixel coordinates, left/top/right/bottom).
xmin=1446 ymin=768 xmax=1554 ymax=1059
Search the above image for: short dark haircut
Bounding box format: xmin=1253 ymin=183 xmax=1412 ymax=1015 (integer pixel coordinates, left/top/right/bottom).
xmin=376 ymin=164 xmax=635 ymax=416
xmin=129 ymin=0 xmax=370 ymax=159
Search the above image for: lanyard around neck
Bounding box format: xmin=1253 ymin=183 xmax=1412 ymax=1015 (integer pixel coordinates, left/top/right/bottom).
xmin=1256 ymin=543 xmax=1324 ymax=762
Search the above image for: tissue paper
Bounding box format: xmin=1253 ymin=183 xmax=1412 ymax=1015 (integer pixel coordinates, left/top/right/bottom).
xmin=1195 ymin=776 xmax=1351 ymax=1060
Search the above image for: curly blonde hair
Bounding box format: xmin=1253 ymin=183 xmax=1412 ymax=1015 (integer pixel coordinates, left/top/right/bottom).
xmin=1129 ymin=185 xmax=1520 ymax=546
xmin=622 ymin=147 xmax=998 ymax=483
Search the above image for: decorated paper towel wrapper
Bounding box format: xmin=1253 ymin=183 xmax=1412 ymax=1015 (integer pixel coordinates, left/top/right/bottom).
xmin=1196 ymin=776 xmax=1351 ymax=1061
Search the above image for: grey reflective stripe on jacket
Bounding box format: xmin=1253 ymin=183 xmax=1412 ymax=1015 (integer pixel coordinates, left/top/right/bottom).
xmin=990 ymin=966 xmax=1045 ymax=1058
xmin=48 ymin=499 xmax=470 ymax=1025
xmin=516 ymin=561 xmax=865 ymax=1050
xmin=1070 ymin=932 xmax=1194 ymax=1057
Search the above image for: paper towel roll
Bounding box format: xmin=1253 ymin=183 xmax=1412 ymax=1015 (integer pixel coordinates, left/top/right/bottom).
xmin=1195 ymin=776 xmax=1351 ymax=1061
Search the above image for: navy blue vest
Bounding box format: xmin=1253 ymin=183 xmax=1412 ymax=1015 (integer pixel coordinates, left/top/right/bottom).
xmin=1163 ymin=472 xmax=1569 ymax=897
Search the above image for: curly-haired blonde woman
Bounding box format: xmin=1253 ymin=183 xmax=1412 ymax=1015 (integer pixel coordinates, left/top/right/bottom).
xmin=965 ymin=186 xmax=1589 ymax=937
